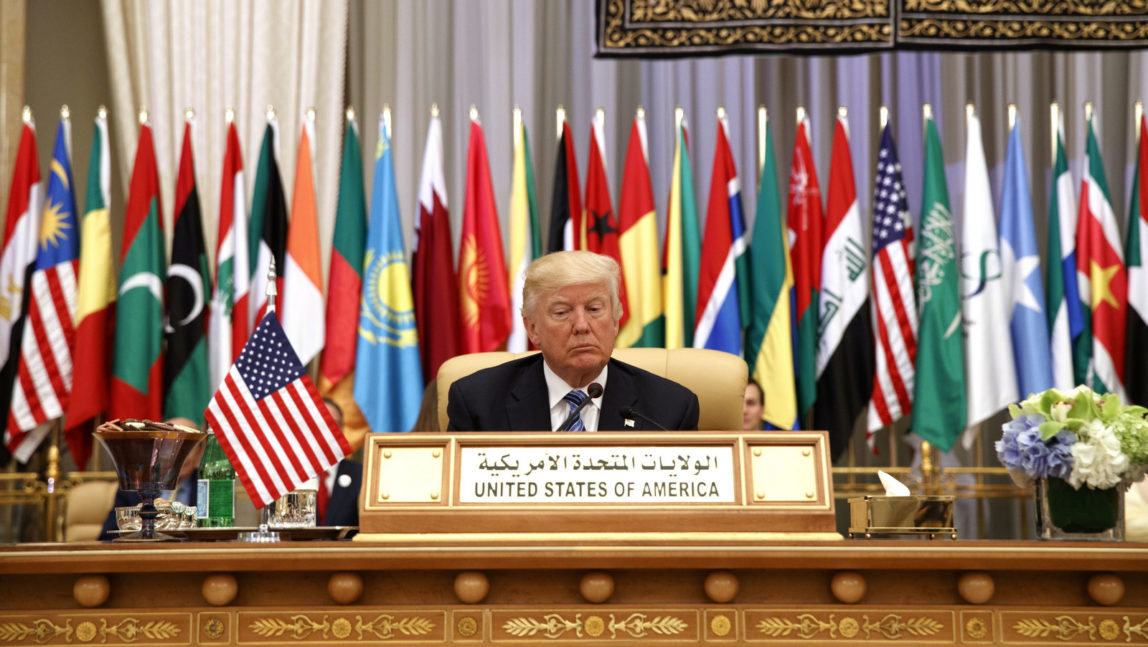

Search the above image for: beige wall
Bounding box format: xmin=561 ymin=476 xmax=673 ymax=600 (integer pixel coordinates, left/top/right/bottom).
xmin=0 ymin=0 xmax=25 ymax=214
xmin=22 ymin=0 xmax=119 ymax=257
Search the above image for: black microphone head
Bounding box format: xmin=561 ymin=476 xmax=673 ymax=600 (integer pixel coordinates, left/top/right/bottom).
xmin=619 ymin=406 xmax=636 ymax=419
xmin=587 ymin=383 xmax=604 ymax=398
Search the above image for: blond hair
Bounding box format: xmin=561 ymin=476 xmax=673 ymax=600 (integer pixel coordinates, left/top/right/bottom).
xmin=522 ymin=251 xmax=623 ymax=322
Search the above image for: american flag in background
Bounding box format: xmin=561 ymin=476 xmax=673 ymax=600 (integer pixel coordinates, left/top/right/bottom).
xmin=866 ymin=124 xmax=918 ymax=451
xmin=205 ymin=312 xmax=350 ymax=508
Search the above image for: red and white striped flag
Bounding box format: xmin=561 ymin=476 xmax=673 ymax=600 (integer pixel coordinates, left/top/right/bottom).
xmin=205 ymin=312 xmax=350 ymax=508
xmin=866 ymin=123 xmax=918 ymax=452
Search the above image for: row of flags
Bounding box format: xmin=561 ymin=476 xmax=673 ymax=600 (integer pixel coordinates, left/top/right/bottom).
xmin=2 ymin=101 xmax=1147 ymax=470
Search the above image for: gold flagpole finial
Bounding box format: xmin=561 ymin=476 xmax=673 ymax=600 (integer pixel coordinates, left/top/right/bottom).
xmin=225 ymin=107 xmax=235 ymax=123
xmin=22 ymin=105 xmax=32 ymax=124
xmin=138 ymin=109 xmax=149 ymax=125
xmin=345 ymin=106 xmax=356 ymax=123
xmin=1008 ymin=104 xmax=1017 ymax=130
xmin=1084 ymin=101 xmax=1093 ymax=123
xmin=674 ymin=106 xmax=684 ymax=130
xmin=431 ymin=103 xmax=439 ymax=119
xmin=470 ymin=105 xmax=479 ymax=121
xmin=923 ymin=103 xmax=933 ymax=121
xmin=556 ymin=105 xmax=566 ymax=140
xmin=636 ymin=105 xmax=645 ymax=120
xmin=185 ymin=107 xmax=194 ymax=121
xmin=880 ymin=105 xmax=889 ymax=129
xmin=306 ymin=106 xmax=316 ymax=123
xmin=837 ymin=106 xmax=847 ymax=119
xmin=266 ymin=105 xmax=276 ymax=121
xmin=97 ymin=105 xmax=107 ymax=120
xmin=60 ymin=105 xmax=71 ymax=120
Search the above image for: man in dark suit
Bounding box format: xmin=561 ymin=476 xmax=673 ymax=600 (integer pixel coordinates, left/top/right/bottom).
xmin=318 ymin=398 xmax=361 ymax=529
xmin=448 ymin=251 xmax=699 ymax=431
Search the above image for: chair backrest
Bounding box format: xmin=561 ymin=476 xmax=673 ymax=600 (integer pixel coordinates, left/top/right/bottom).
xmin=63 ymin=480 xmax=118 ymax=542
xmin=435 ymin=348 xmax=747 ymax=431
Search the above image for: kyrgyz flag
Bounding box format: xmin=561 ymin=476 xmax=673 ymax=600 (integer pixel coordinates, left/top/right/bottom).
xmin=459 ymin=111 xmax=510 ymax=353
xmin=662 ymin=111 xmax=701 ymax=350
xmin=1076 ymin=112 xmax=1127 ymax=397
xmin=66 ymin=109 xmax=115 ymax=469
xmin=111 ymin=120 xmax=165 ymax=421
xmin=248 ymin=118 xmax=288 ymax=325
xmin=786 ymin=114 xmax=823 ymax=417
xmin=744 ymin=109 xmax=797 ymax=429
xmin=209 ymin=117 xmax=250 ymax=389
xmin=507 ymin=110 xmax=541 ymax=352
xmin=617 ymin=109 xmax=663 ymax=348
xmin=163 ymin=120 xmax=211 ymax=426
xmin=814 ymin=113 xmax=874 ymax=461
xmin=547 ymin=114 xmax=581 ymax=253
xmin=912 ymin=110 xmax=966 ymax=452
xmin=1127 ymin=113 xmax=1148 ymax=406
xmin=412 ymin=111 xmax=461 ymax=381
xmin=319 ymin=112 xmax=369 ymax=448
xmin=282 ymin=113 xmax=325 ymax=364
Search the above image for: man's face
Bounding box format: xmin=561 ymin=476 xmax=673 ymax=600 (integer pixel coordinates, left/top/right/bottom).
xmin=743 ymin=383 xmax=764 ymax=431
xmin=526 ymin=281 xmax=619 ymax=387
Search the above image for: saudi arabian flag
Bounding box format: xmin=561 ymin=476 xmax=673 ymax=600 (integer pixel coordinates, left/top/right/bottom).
xmin=911 ymin=112 xmax=966 ymax=451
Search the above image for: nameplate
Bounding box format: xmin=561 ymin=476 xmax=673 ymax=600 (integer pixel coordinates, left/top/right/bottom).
xmin=459 ymin=446 xmax=735 ymax=503
xmin=359 ymin=431 xmax=838 ymax=540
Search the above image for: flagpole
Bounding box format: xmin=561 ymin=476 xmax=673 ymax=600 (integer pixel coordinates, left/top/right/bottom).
xmin=1050 ymin=102 xmax=1059 ymax=168
xmin=756 ymin=106 xmax=766 ymax=182
xmin=240 ymin=257 xmax=281 ymax=543
xmin=1136 ymin=101 xmax=1143 ymax=143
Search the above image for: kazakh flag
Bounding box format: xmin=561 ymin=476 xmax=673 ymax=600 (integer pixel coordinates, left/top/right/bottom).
xmin=352 ymin=113 xmax=423 ymax=432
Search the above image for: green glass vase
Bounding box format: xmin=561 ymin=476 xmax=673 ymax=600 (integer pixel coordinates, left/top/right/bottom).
xmin=1036 ymin=477 xmax=1124 ymax=541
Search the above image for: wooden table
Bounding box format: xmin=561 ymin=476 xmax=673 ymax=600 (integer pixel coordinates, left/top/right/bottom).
xmin=1 ymin=540 xmax=1146 ymax=646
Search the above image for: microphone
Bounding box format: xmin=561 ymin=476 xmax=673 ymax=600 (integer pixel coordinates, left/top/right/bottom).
xmin=558 ymin=383 xmax=603 ymax=431
xmin=619 ymin=407 xmax=668 ymax=431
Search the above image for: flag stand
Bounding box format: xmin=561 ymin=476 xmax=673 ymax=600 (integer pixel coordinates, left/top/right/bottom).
xmin=237 ymin=258 xmax=281 ymax=544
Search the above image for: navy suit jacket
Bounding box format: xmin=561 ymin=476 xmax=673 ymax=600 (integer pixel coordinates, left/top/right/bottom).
xmin=322 ymin=459 xmax=362 ymax=528
xmin=446 ymin=355 xmax=699 ymax=431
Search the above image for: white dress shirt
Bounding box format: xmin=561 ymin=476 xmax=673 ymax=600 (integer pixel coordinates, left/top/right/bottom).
xmin=542 ymin=362 xmax=608 ymax=431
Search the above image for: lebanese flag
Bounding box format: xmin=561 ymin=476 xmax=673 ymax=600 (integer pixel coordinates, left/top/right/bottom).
xmin=282 ymin=114 xmax=325 ymax=364
xmin=209 ymin=119 xmax=249 ymax=390
xmin=458 ymin=113 xmax=510 ymax=353
xmin=1076 ymin=113 xmax=1127 ymax=397
xmin=583 ymin=111 xmax=628 ymax=331
xmin=413 ymin=112 xmax=461 ymax=379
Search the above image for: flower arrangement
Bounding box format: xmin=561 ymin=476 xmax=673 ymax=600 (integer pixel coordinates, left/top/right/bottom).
xmin=996 ymin=386 xmax=1148 ymax=490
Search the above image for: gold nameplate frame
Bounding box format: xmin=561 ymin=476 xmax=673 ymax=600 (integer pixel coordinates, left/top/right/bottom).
xmin=357 ymin=431 xmax=839 ymax=544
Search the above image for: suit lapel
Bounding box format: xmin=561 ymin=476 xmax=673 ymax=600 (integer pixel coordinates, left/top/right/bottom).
xmin=506 ymin=356 xmax=552 ymax=430
xmin=599 ymin=360 xmax=639 ymax=431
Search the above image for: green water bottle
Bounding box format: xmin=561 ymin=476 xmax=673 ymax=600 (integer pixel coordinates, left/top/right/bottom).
xmin=196 ymin=431 xmax=236 ymax=527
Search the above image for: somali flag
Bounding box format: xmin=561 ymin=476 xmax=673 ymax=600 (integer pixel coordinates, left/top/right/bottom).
xmin=1000 ymin=120 xmax=1053 ymax=398
xmin=352 ymin=116 xmax=424 ymax=432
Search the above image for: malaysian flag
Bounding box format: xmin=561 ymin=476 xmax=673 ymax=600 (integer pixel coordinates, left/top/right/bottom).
xmin=7 ymin=115 xmax=79 ymax=460
xmin=205 ymin=312 xmax=350 ymax=508
xmin=866 ymin=123 xmax=918 ymax=451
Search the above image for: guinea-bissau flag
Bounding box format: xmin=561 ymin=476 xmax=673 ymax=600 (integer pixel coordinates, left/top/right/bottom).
xmin=319 ymin=111 xmax=369 ymax=449
xmin=163 ymin=120 xmax=211 ymax=426
xmin=584 ymin=110 xmax=629 ymax=331
xmin=110 ymin=120 xmax=165 ymax=421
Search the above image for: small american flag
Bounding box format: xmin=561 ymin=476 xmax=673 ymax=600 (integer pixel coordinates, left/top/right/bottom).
xmin=866 ymin=124 xmax=918 ymax=452
xmin=205 ymin=312 xmax=350 ymax=508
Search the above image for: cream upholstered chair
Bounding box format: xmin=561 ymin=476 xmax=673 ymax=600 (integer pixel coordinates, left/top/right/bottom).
xmin=435 ymin=348 xmax=747 ymax=432
xmin=63 ymin=480 xmax=118 ymax=542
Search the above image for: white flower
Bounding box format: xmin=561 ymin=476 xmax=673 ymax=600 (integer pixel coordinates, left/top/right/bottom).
xmin=1068 ymin=422 xmax=1129 ymax=489
xmin=1049 ymin=401 xmax=1072 ymax=423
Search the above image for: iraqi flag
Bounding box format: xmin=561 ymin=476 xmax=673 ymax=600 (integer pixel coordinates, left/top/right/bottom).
xmin=813 ymin=113 xmax=873 ymax=461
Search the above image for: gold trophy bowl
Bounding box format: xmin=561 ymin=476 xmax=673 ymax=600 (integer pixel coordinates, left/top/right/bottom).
xmin=95 ymin=422 xmax=206 ymax=541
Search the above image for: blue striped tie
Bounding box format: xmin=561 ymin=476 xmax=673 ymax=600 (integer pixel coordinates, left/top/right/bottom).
xmin=563 ymin=390 xmax=589 ymax=431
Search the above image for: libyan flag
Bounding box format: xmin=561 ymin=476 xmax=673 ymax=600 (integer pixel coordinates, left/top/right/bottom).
xmin=163 ymin=122 xmax=211 ymax=425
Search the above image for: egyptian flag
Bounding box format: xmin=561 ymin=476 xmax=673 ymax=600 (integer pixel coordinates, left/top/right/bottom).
xmin=547 ymin=113 xmax=582 ymax=253
xmin=1128 ymin=112 xmax=1148 ymax=406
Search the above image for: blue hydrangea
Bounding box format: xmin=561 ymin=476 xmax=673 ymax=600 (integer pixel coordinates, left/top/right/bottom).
xmin=995 ymin=416 xmax=1074 ymax=479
